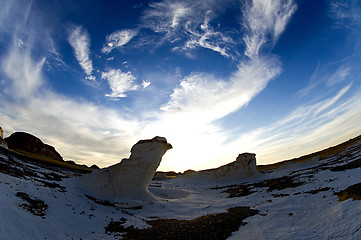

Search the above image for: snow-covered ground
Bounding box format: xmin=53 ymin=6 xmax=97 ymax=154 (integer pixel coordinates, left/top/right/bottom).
xmin=0 ymin=141 xmax=361 ymax=240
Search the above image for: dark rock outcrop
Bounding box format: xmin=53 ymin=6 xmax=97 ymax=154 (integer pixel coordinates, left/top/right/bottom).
xmin=4 ymin=132 xmax=63 ymax=161
xmin=90 ymin=164 xmax=100 ymax=169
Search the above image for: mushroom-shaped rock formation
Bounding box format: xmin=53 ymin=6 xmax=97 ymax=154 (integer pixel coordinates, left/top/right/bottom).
xmin=76 ymin=136 xmax=172 ymax=202
xmin=182 ymin=153 xmax=260 ymax=181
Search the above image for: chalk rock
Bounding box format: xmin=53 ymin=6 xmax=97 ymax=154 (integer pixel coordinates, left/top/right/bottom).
xmin=153 ymin=172 xmax=168 ymax=180
xmin=182 ymin=153 xmax=260 ymax=181
xmin=235 ymin=153 xmax=258 ymax=173
xmin=77 ymin=136 xmax=172 ymax=202
xmin=0 ymin=127 xmax=7 ymax=148
xmin=183 ymin=169 xmax=197 ymax=176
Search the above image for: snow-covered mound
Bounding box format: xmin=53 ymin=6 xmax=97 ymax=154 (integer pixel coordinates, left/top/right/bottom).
xmin=182 ymin=152 xmax=260 ymax=182
xmin=76 ymin=136 xmax=172 ymax=202
xmin=1 ymin=136 xmax=361 ymax=239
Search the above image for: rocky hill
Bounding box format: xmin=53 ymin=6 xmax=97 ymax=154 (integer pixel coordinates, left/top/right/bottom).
xmin=4 ymin=132 xmax=63 ymax=161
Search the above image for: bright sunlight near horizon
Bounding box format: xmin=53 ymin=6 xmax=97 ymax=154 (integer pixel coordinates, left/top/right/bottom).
xmin=1 ymin=0 xmax=361 ymax=172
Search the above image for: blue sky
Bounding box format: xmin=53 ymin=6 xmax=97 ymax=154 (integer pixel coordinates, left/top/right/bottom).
xmin=0 ymin=0 xmax=361 ymax=172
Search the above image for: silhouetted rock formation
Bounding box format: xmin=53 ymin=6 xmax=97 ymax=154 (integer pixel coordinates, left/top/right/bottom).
xmin=90 ymin=164 xmax=100 ymax=169
xmin=0 ymin=127 xmax=7 ymax=148
xmin=182 ymin=153 xmax=260 ymax=181
xmin=153 ymin=172 xmax=167 ymax=180
xmin=77 ymin=136 xmax=172 ymax=202
xmin=4 ymin=132 xmax=63 ymax=161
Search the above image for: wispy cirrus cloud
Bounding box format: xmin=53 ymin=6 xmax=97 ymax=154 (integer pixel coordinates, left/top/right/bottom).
xmin=101 ymin=29 xmax=138 ymax=54
xmin=161 ymin=57 xmax=280 ymax=122
xmin=142 ymin=0 xmax=237 ymax=58
xmin=1 ymin=46 xmax=45 ymax=100
xmin=299 ymin=62 xmax=353 ymax=97
xmin=242 ymin=0 xmax=297 ymax=58
xmin=68 ymin=25 xmax=95 ymax=81
xmin=179 ymin=11 xmax=235 ymax=58
xmin=327 ymin=65 xmax=351 ymax=86
xmin=329 ymin=0 xmax=361 ymax=29
xmin=142 ymin=1 xmax=192 ymax=33
xmin=101 ymin=69 xmax=138 ymax=98
xmin=277 ymin=84 xmax=351 ymax=129
xmin=142 ymin=0 xmax=296 ymax=59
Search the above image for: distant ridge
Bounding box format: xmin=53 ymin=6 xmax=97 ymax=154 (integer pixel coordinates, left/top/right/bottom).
xmin=257 ymin=134 xmax=361 ymax=172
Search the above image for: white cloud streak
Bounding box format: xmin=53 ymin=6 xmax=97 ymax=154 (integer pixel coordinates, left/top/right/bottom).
xmin=2 ymin=47 xmax=45 ymax=99
xmin=300 ymin=62 xmax=353 ymax=97
xmin=242 ymin=0 xmax=297 ymax=58
xmin=161 ymin=57 xmax=280 ymax=122
xmin=142 ymin=0 xmax=236 ymax=58
xmin=329 ymin=0 xmax=361 ymax=29
xmin=143 ymin=1 xmax=192 ymax=33
xmin=142 ymin=0 xmax=296 ymax=58
xmin=101 ymin=29 xmax=138 ymax=54
xmin=68 ymin=25 xmax=95 ymax=80
xmin=180 ymin=11 xmax=235 ymax=58
xmin=101 ymin=69 xmax=138 ymax=98
xmin=142 ymin=80 xmax=151 ymax=88
xmin=327 ymin=65 xmax=351 ymax=86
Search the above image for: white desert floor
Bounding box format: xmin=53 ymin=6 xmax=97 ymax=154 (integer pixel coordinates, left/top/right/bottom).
xmin=0 ymin=140 xmax=361 ymax=240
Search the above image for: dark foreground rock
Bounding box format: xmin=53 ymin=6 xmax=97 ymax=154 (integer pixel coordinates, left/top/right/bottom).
xmin=16 ymin=192 xmax=48 ymax=216
xmin=331 ymin=159 xmax=361 ymax=172
xmin=106 ymin=206 xmax=258 ymax=240
xmin=335 ymin=182 xmax=361 ymax=201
